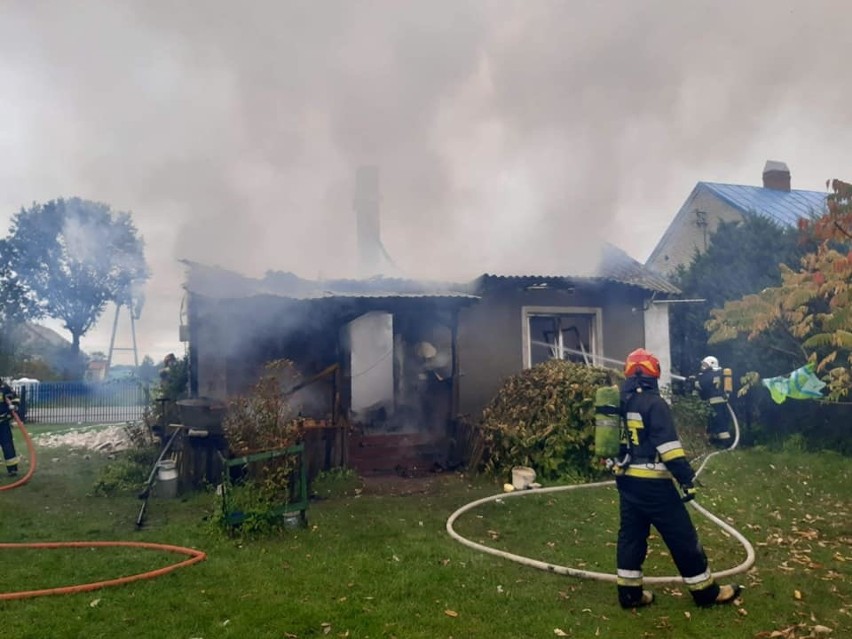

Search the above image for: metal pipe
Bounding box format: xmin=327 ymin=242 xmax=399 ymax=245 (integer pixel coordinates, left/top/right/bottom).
xmin=530 ymin=341 xmax=689 ymax=380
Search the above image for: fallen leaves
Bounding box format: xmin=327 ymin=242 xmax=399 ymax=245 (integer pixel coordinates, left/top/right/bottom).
xmin=754 ymin=623 xmax=834 ymax=638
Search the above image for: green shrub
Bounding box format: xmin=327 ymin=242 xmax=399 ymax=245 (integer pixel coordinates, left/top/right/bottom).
xmin=211 ymin=479 xmax=295 ymax=537
xmin=670 ymin=394 xmax=714 ymax=456
xmin=477 ymin=360 xmax=620 ymax=482
xmin=738 ymin=387 xmax=852 ymax=455
xmin=214 ymin=360 xmax=306 ymax=535
xmin=93 ymin=446 xmax=159 ymax=496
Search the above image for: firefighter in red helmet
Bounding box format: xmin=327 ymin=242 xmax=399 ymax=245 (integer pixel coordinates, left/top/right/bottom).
xmin=614 ymin=348 xmax=741 ymax=609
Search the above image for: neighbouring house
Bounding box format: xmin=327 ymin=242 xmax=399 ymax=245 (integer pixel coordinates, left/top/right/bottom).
xmin=646 ymin=161 xmax=827 ymax=276
xmin=181 ymin=241 xmax=678 ymax=474
xmin=85 ymin=359 xmax=109 ymax=382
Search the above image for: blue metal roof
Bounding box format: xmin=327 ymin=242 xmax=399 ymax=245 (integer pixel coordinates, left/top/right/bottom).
xmin=699 ymin=182 xmax=826 ymax=227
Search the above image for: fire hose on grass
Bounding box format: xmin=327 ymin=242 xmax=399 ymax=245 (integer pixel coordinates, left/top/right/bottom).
xmin=446 ymin=399 xmax=756 ymax=585
xmin=0 ymin=410 xmax=207 ymax=601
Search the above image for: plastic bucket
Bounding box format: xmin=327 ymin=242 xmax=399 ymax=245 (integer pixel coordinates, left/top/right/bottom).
xmin=156 ymin=459 xmax=179 ymax=499
xmin=511 ymin=466 xmax=536 ymax=490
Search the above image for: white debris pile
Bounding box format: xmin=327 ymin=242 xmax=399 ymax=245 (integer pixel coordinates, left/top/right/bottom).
xmin=35 ymin=424 xmax=141 ymax=453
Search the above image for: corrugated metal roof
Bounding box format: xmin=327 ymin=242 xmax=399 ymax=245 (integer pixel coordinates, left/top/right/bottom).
xmin=181 ymin=260 xmax=479 ymax=302
xmin=596 ymin=243 xmax=680 ymax=293
xmin=183 ymin=241 xmax=677 ymax=302
xmin=477 ymin=243 xmax=680 ymax=294
xmin=700 ymin=182 xmax=826 ymax=227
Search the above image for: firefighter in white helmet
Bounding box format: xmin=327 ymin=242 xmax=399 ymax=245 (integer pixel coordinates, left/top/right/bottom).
xmin=694 ymin=356 xmax=733 ymax=448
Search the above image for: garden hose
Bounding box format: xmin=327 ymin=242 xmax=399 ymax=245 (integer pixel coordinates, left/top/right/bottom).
xmin=446 ymin=404 xmax=755 ymax=584
xmin=0 ymin=413 xmax=207 ymax=601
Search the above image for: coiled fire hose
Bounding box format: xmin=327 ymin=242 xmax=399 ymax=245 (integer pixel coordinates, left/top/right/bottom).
xmin=0 ymin=411 xmax=206 ymax=601
xmin=446 ymin=404 xmax=755 ymax=584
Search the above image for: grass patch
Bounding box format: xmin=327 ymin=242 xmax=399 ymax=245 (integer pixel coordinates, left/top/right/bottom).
xmin=0 ymin=432 xmax=850 ymax=638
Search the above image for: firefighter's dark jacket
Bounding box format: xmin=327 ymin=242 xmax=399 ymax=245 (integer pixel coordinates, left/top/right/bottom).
xmin=0 ymin=383 xmax=19 ymax=419
xmin=696 ymin=369 xmax=726 ymax=403
xmin=619 ymin=376 xmax=694 ymax=488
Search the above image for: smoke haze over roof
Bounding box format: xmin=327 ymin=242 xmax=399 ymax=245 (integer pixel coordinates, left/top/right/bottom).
xmin=0 ymin=0 xmax=848 ymax=360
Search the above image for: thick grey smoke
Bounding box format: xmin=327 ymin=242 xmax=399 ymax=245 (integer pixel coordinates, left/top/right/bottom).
xmin=0 ymin=0 xmax=849 ymax=357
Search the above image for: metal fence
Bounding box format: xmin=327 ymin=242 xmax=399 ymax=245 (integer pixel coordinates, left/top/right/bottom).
xmin=16 ymin=380 xmax=151 ymax=424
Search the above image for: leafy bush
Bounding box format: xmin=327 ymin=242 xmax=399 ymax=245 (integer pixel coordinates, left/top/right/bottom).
xmin=477 ymin=360 xmax=620 ymax=482
xmin=737 ymin=387 xmax=852 ymax=454
xmin=670 ymin=393 xmax=714 ymax=456
xmin=93 ymin=445 xmax=159 ymax=496
xmin=215 ymin=360 xmax=306 ymax=534
xmin=144 ymin=353 xmax=189 ymax=435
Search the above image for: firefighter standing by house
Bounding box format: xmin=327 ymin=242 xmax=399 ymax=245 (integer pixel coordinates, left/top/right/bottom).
xmin=694 ymin=356 xmax=733 ymax=448
xmin=614 ymin=348 xmax=741 ymax=609
xmin=0 ymin=379 xmax=21 ymax=477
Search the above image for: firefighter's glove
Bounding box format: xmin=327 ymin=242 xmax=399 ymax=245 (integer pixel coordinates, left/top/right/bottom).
xmin=681 ymin=484 xmax=698 ymax=503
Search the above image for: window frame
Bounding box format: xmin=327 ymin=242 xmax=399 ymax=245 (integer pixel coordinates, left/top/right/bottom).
xmin=521 ymin=305 xmax=604 ymax=369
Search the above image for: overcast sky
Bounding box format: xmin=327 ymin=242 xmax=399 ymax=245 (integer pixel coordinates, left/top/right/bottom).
xmin=1 ymin=0 xmax=849 ymax=363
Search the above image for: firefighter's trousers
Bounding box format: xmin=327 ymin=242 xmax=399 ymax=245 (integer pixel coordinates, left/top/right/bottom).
xmin=615 ymin=476 xmax=720 ymax=607
xmin=707 ymin=403 xmax=732 ymax=447
xmin=0 ymin=417 xmax=18 ymax=474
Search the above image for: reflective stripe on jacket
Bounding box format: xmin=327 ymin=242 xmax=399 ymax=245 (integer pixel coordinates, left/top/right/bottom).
xmin=619 ymin=382 xmax=695 ymax=487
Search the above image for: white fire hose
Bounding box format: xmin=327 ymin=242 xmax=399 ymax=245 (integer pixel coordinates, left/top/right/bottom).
xmin=446 ymin=404 xmax=755 ymax=584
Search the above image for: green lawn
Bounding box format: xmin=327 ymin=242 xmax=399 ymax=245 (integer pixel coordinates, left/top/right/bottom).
xmin=1 ymin=426 xmax=850 ymax=638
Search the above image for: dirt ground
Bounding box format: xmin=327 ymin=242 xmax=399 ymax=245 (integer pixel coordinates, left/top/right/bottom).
xmin=358 ymin=470 xmax=452 ymax=496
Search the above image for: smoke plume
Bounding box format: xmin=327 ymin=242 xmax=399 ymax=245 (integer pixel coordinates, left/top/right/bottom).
xmin=0 ymin=0 xmax=849 ymax=356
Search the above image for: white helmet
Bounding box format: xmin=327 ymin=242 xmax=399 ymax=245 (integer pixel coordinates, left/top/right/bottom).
xmin=701 ymin=356 xmax=720 ymax=371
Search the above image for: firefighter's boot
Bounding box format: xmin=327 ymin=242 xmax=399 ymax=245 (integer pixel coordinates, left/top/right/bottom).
xmin=619 ymin=589 xmax=655 ymax=609
xmin=699 ymin=584 xmax=742 ymax=607
xmin=715 ymin=584 xmax=742 ymax=604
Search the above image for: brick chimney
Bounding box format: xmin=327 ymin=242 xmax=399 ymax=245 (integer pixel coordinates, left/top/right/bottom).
xmin=762 ymin=160 xmax=791 ymax=192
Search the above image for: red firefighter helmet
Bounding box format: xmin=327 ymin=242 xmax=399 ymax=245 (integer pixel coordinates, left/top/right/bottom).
xmin=624 ymin=348 xmax=661 ymax=378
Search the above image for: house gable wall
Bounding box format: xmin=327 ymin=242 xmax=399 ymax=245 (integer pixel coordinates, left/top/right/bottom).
xmin=646 ymin=187 xmax=744 ymax=275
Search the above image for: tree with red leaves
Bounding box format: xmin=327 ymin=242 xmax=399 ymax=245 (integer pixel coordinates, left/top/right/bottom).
xmin=707 ymin=179 xmax=852 ymax=400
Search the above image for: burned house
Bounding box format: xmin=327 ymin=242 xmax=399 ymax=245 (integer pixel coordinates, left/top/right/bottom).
xmin=456 ymin=243 xmax=680 ymax=416
xmin=181 ymin=262 xmax=477 ymax=472
xmin=181 ymin=241 xmax=678 ymax=474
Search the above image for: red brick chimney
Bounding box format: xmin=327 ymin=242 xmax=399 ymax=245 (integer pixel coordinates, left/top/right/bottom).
xmin=762 ymin=160 xmax=791 ymax=191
